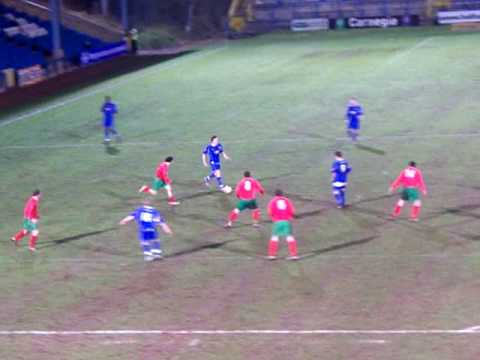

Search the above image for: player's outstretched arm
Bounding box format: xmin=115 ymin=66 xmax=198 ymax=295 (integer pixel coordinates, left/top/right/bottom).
xmin=223 ymin=152 xmax=231 ymax=160
xmin=161 ymin=223 xmax=173 ymax=235
xmin=119 ymin=215 xmax=134 ymax=225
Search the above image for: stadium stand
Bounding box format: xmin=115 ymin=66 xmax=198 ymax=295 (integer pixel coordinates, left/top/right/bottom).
xmin=251 ymin=0 xmax=426 ymax=23
xmin=448 ymin=0 xmax=480 ymax=10
xmin=0 ymin=2 xmax=126 ymax=91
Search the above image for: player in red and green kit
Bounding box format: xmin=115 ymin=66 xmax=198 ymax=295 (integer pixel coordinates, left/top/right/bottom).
xmin=225 ymin=171 xmax=265 ymax=228
xmin=138 ymin=156 xmax=180 ymax=206
xmin=10 ymin=190 xmax=42 ymax=252
xmin=267 ymin=189 xmax=298 ymax=260
xmin=389 ymin=161 xmax=427 ymax=221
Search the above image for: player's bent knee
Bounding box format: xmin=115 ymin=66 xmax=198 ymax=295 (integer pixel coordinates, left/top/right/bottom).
xmin=413 ymin=200 xmax=422 ymax=207
xmin=233 ymin=209 xmax=240 ymax=214
xmin=214 ymin=170 xmax=221 ymax=177
xmin=271 ymin=236 xmax=279 ymax=242
xmin=32 ymin=230 xmax=39 ymax=236
xmin=165 ymin=185 xmax=171 ymax=191
xmin=286 ymin=236 xmax=295 ymax=243
xmin=397 ymin=200 xmax=405 ymax=207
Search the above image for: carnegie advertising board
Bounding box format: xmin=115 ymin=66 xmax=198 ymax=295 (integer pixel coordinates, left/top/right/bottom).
xmin=17 ymin=64 xmax=45 ymax=87
xmin=343 ymin=15 xmax=419 ymax=29
xmin=291 ymin=18 xmax=330 ymax=31
xmin=437 ymin=10 xmax=480 ymax=24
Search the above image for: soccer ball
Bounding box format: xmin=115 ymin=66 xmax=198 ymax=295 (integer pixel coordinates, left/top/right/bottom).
xmin=221 ymin=185 xmax=232 ymax=194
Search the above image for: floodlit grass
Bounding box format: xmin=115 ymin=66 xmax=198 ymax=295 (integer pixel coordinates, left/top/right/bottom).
xmin=1 ymin=26 xmax=480 ymax=359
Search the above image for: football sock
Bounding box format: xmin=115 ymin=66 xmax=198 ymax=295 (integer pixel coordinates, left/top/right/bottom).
xmin=215 ymin=176 xmax=224 ymax=188
xmin=340 ymin=190 xmax=346 ymax=206
xmin=228 ymin=210 xmax=239 ymax=222
xmin=411 ymin=205 xmax=421 ymax=219
xmin=142 ymin=242 xmax=151 ymax=255
xmin=252 ymin=209 xmax=261 ymax=221
xmin=287 ymin=238 xmax=298 ymax=257
xmin=13 ymin=230 xmax=27 ymax=242
xmin=29 ymin=235 xmax=38 ymax=249
xmin=151 ymin=240 xmax=161 ymax=252
xmin=268 ymin=239 xmax=279 ymax=257
xmin=393 ymin=203 xmax=402 ymax=217
xmin=334 ymin=191 xmax=343 ymax=206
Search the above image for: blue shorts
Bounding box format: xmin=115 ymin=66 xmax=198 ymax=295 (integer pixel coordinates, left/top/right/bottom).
xmin=139 ymin=230 xmax=158 ymax=241
xmin=210 ymin=162 xmax=221 ymax=172
xmin=348 ymin=122 xmax=360 ymax=130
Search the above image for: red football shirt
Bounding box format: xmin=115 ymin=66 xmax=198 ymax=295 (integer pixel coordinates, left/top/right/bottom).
xmin=268 ymin=196 xmax=295 ymax=222
xmin=235 ymin=177 xmax=264 ymax=200
xmin=24 ymin=196 xmax=40 ymax=220
xmin=155 ymin=162 xmax=171 ymax=184
xmin=391 ymin=166 xmax=426 ymax=193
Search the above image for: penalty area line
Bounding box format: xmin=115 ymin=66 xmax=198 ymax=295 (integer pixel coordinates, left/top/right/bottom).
xmin=0 ymin=329 xmax=479 ymax=336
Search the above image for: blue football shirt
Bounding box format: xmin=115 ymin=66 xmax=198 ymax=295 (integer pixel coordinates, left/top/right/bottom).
xmin=346 ymin=105 xmax=363 ymax=130
xmin=130 ymin=206 xmax=164 ymax=236
xmin=203 ymin=143 xmax=224 ymax=164
xmin=102 ymin=101 xmax=118 ymax=127
xmin=331 ymin=159 xmax=352 ymax=187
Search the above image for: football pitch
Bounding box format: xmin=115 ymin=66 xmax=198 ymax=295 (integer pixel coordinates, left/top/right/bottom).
xmin=1 ymin=27 xmax=480 ymax=359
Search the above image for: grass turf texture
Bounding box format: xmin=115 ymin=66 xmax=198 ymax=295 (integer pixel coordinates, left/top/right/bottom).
xmin=1 ymin=27 xmax=480 ymax=359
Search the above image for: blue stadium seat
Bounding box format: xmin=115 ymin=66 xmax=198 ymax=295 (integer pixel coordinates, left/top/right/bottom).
xmin=0 ymin=4 xmax=122 ymax=70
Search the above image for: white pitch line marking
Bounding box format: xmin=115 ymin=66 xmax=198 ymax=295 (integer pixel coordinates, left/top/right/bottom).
xmin=463 ymin=326 xmax=480 ymax=332
xmin=355 ymin=339 xmax=388 ymax=344
xmin=0 ymin=329 xmax=479 ymax=336
xmin=386 ymin=37 xmax=434 ymax=65
xmin=0 ymin=46 xmax=227 ymax=129
xmin=0 ymin=132 xmax=478 ymax=151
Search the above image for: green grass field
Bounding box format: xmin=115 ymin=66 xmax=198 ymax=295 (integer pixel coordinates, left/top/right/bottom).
xmin=1 ymin=26 xmax=480 ymax=359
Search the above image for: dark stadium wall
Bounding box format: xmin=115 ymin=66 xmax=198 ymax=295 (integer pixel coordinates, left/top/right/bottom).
xmin=66 ymin=0 xmax=230 ymax=32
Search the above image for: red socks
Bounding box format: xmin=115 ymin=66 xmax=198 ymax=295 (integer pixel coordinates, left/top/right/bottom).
xmin=252 ymin=209 xmax=261 ymax=222
xmin=411 ymin=205 xmax=421 ymax=220
xmin=393 ymin=204 xmax=402 ymax=217
xmin=29 ymin=235 xmax=38 ymax=249
xmin=13 ymin=230 xmax=27 ymax=242
xmin=228 ymin=210 xmax=239 ymax=222
xmin=287 ymin=239 xmax=298 ymax=257
xmin=268 ymin=240 xmax=279 ymax=257
xmin=141 ymin=186 xmax=151 ymax=194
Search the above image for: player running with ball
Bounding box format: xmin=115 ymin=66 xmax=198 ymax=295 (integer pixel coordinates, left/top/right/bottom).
xmin=389 ymin=161 xmax=427 ymax=221
xmin=119 ymin=200 xmax=173 ymax=261
xmin=267 ymin=189 xmax=299 ymax=260
xmin=138 ymin=156 xmax=180 ymax=206
xmin=203 ymin=136 xmax=231 ymax=193
xmin=225 ymin=171 xmax=265 ymax=228
xmin=10 ymin=190 xmax=42 ymax=252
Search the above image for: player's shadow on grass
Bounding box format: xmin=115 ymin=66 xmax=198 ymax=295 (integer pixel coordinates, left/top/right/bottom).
xmin=354 ymin=143 xmax=386 ymax=156
xmin=440 ymin=204 xmax=480 ymax=219
xmin=166 ymin=239 xmax=238 ymax=258
xmin=105 ymin=145 xmax=120 ymax=155
xmin=39 ymin=228 xmax=116 ymax=249
xmin=299 ymin=235 xmax=378 ymax=260
xmin=177 ymin=190 xmax=216 ymax=202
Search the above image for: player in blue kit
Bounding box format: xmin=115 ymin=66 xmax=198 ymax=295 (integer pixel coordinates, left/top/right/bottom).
xmin=119 ymin=201 xmax=172 ymax=261
xmin=345 ymin=98 xmax=364 ymax=142
xmin=101 ymin=96 xmax=121 ymax=143
xmin=202 ymin=135 xmax=231 ymax=191
xmin=331 ymin=151 xmax=352 ymax=208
